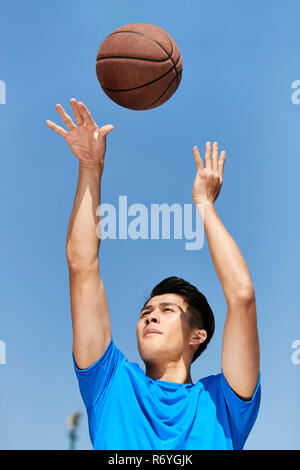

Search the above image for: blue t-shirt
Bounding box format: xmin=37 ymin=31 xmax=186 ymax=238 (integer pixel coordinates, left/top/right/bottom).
xmin=73 ymin=337 xmax=261 ymax=450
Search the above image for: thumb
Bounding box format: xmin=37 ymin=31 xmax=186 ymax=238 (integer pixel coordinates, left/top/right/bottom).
xmin=100 ymin=124 xmax=114 ymax=137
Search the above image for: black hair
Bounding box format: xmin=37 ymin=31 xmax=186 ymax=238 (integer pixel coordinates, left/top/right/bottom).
xmin=143 ymin=276 xmax=215 ymax=363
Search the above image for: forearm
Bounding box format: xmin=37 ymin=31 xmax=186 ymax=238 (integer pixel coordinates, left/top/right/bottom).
xmin=197 ymin=201 xmax=255 ymax=303
xmin=66 ymin=161 xmax=103 ymax=268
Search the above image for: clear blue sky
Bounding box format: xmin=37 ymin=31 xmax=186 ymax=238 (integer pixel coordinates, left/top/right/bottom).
xmin=0 ymin=0 xmax=299 ymax=450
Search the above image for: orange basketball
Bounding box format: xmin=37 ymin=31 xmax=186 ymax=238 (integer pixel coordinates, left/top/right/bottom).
xmin=96 ymin=23 xmax=183 ymax=110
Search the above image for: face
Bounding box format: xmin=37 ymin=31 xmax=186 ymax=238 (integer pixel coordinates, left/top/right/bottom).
xmin=136 ymin=293 xmax=205 ymax=365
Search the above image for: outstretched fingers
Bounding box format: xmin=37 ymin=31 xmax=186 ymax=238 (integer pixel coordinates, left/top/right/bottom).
xmin=55 ymin=103 xmax=76 ymax=130
xmin=193 ymin=146 xmax=204 ymax=171
xmin=194 ymin=141 xmax=226 ymax=179
xmin=46 ymin=119 xmax=68 ymax=138
xmin=218 ymin=150 xmax=226 ymax=181
xmin=70 ymin=98 xmax=83 ymax=126
xmin=77 ymin=101 xmax=97 ymax=127
xmin=211 ymin=141 xmax=219 ymax=173
xmin=204 ymin=141 xmax=212 ymax=171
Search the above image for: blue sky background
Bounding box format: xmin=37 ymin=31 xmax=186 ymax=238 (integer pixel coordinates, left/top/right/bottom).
xmin=0 ymin=0 xmax=299 ymax=450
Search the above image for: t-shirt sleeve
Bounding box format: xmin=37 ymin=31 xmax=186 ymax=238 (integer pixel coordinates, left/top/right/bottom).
xmin=72 ymin=336 xmax=126 ymax=409
xmin=219 ymin=370 xmax=261 ymax=449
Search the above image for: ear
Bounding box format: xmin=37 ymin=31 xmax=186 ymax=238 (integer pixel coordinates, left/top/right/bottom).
xmin=190 ymin=328 xmax=207 ymax=346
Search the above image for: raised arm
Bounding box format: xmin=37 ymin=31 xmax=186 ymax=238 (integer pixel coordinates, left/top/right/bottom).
xmin=46 ymin=99 xmax=114 ymax=369
xmin=192 ymin=141 xmax=260 ymax=400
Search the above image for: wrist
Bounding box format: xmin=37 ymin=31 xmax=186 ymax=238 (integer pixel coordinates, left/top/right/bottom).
xmin=193 ymin=198 xmax=215 ymax=209
xmin=79 ymin=160 xmax=104 ymax=172
xmin=193 ymin=200 xmax=215 ymax=222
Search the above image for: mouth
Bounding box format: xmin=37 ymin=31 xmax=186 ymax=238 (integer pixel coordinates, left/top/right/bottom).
xmin=143 ymin=330 xmax=162 ymax=337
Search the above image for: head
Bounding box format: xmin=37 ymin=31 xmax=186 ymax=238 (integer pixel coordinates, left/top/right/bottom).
xmin=136 ymin=277 xmax=215 ymax=368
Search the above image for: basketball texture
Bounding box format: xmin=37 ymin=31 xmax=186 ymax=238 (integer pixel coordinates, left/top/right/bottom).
xmin=96 ymin=23 xmax=183 ymax=110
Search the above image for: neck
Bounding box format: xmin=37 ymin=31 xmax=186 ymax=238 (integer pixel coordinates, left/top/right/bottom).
xmin=145 ymin=359 xmax=193 ymax=385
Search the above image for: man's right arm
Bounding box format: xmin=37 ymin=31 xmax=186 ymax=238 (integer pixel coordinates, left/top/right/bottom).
xmin=46 ymin=98 xmax=114 ymax=370
xmin=66 ymin=162 xmax=111 ymax=370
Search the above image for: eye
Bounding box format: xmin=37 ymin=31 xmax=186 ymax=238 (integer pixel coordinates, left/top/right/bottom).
xmin=164 ymin=307 xmax=173 ymax=311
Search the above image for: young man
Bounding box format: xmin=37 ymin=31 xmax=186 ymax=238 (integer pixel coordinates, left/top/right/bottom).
xmin=46 ymin=99 xmax=261 ymax=450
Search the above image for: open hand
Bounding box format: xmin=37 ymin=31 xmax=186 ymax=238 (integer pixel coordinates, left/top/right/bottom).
xmin=192 ymin=141 xmax=226 ymax=206
xmin=46 ymin=99 xmax=114 ymax=169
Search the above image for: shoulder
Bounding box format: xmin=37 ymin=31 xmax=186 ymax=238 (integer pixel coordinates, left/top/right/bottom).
xmin=198 ymin=372 xmax=222 ymax=391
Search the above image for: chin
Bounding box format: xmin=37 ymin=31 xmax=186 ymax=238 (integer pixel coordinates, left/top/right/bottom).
xmin=138 ymin=338 xmax=162 ymax=361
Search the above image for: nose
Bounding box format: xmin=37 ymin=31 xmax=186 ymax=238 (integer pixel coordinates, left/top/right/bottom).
xmin=145 ymin=310 xmax=160 ymax=325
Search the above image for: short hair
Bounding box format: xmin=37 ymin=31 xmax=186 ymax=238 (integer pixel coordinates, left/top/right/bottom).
xmin=143 ymin=276 xmax=215 ymax=363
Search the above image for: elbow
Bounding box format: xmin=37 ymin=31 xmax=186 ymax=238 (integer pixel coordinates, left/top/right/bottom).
xmin=66 ymin=246 xmax=99 ymax=272
xmin=238 ymin=283 xmax=256 ymax=303
xmin=227 ymin=282 xmax=256 ymax=307
xmin=66 ymin=245 xmax=79 ymax=269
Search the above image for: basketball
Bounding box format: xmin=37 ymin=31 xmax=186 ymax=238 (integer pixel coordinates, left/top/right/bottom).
xmin=96 ymin=23 xmax=183 ymax=110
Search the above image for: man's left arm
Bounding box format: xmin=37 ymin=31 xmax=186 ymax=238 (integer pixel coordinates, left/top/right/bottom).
xmin=192 ymin=141 xmax=260 ymax=401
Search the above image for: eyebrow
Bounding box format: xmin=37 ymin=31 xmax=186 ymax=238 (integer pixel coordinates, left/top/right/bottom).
xmin=140 ymin=302 xmax=184 ymax=314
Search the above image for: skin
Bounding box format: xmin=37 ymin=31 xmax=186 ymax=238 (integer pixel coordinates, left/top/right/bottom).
xmin=47 ymin=99 xmax=259 ymax=399
xmin=136 ymin=293 xmax=207 ymax=384
xmin=192 ymin=142 xmax=259 ymax=399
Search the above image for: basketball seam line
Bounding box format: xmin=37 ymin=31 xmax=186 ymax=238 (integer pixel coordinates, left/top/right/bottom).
xmin=166 ymin=36 xmax=179 ymax=89
xmin=132 ymin=69 xmax=182 ymax=110
xmin=104 ymin=30 xmax=173 ymax=61
xmin=97 ymin=29 xmax=182 ymax=108
xmin=97 ymin=30 xmax=180 ymax=88
xmin=100 ymin=52 xmax=182 ymax=93
xmin=97 ymin=56 xmax=170 ymax=63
